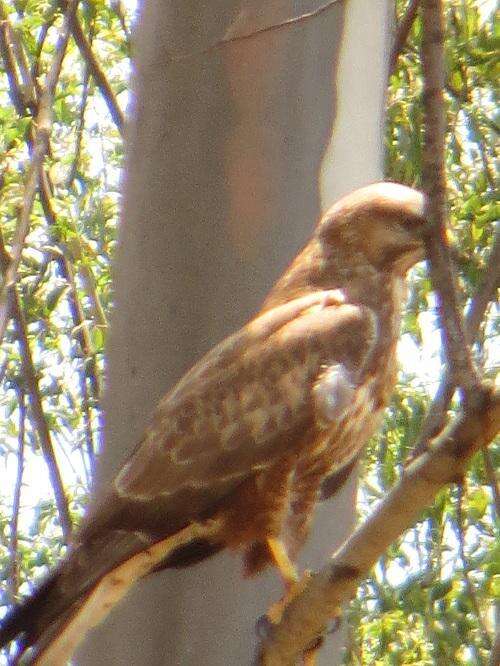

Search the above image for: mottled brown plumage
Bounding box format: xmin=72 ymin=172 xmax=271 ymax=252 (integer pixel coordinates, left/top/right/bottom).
xmin=0 ymin=182 xmax=426 ymax=664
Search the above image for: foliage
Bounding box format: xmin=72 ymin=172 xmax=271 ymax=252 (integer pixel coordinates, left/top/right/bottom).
xmin=0 ymin=0 xmax=497 ymax=664
xmin=0 ymin=1 xmax=132 ymax=659
xmin=342 ymin=1 xmax=498 ymax=664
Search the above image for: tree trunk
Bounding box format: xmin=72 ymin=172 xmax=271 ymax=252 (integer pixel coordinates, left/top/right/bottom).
xmin=78 ymin=0 xmax=392 ymax=663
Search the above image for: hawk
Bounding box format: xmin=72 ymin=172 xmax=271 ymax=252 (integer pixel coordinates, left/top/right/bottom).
xmin=0 ymin=182 xmax=426 ymax=664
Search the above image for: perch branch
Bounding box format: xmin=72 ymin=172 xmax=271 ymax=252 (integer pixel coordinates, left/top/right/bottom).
xmin=257 ymin=386 xmax=499 ymax=664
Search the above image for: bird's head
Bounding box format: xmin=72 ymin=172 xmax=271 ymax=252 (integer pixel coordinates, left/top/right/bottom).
xmin=317 ymin=182 xmax=427 ymax=275
xmin=263 ymin=182 xmax=427 ymax=310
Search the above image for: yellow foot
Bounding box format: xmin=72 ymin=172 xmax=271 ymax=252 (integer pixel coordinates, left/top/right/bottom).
xmin=264 ymin=538 xmax=325 ymax=661
xmin=265 ymin=569 xmax=312 ymax=625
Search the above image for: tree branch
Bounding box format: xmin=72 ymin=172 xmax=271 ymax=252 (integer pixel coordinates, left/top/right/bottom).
xmin=0 ymin=6 xmax=103 ymax=403
xmin=464 ymin=225 xmax=500 ymax=343
xmin=68 ymin=11 xmax=125 ymax=134
xmin=389 ymin=0 xmax=421 ymax=76
xmin=8 ymin=386 xmax=26 ymax=602
xmin=257 ymin=386 xmax=499 ymax=664
xmin=0 ymin=19 xmax=26 ymax=115
xmin=420 ymin=0 xmax=480 ymax=397
xmin=0 ymin=231 xmax=72 ymax=540
xmin=0 ymin=0 xmax=80 ymax=345
xmin=412 ymin=223 xmax=499 ymax=454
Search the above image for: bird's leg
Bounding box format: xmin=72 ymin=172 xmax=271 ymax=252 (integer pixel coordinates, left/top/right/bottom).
xmin=265 ymin=538 xmax=321 ymax=665
xmin=266 ymin=536 xmax=299 ymax=589
xmin=265 ymin=537 xmax=300 ymax=626
xmin=265 ymin=536 xmax=315 ymax=628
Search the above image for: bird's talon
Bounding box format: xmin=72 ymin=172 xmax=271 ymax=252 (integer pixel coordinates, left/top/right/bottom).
xmin=255 ymin=613 xmax=273 ymax=639
xmin=266 ymin=570 xmax=314 ymax=625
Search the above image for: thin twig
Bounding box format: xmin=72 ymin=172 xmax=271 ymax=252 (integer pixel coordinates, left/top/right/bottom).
xmin=0 ymin=32 xmax=103 ymax=401
xmin=464 ymin=226 xmax=500 ymax=342
xmin=8 ymin=386 xmax=26 ymax=602
xmin=37 ymin=173 xmax=102 ymax=399
xmin=465 ymin=109 xmax=497 ymax=191
xmin=66 ymin=58 xmax=91 ymax=188
xmin=389 ymin=0 xmax=421 ymax=76
xmin=71 ymin=18 xmax=125 ymax=133
xmin=31 ymin=13 xmax=56 ymax=90
xmin=412 ymin=224 xmax=499 ymax=454
xmin=0 ymin=0 xmax=81 ymax=345
xmin=14 ymin=289 xmax=72 ymax=539
xmin=79 ymin=368 xmax=96 ymax=484
xmin=2 ymin=8 xmax=37 ymax=112
xmin=0 ymin=231 xmax=72 ymax=540
xmin=67 ymin=236 xmax=108 ymax=330
xmin=59 ymin=0 xmax=125 ymax=134
xmin=0 ymin=18 xmax=25 ymax=115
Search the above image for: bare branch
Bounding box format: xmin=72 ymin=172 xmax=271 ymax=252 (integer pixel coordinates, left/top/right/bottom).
xmin=0 ymin=19 xmax=26 ymax=115
xmin=1 ymin=8 xmax=37 ymax=111
xmin=412 ymin=223 xmax=499 ymax=455
xmin=389 ymin=0 xmax=421 ymax=76
xmin=110 ymin=0 xmax=131 ymax=43
xmin=66 ymin=58 xmax=91 ymax=188
xmin=257 ymin=387 xmax=499 ymax=664
xmin=31 ymin=14 xmax=56 ymax=89
xmin=420 ymin=0 xmax=480 ymax=397
xmin=0 ymin=232 xmax=72 ymax=540
xmin=8 ymin=387 xmax=26 ymax=602
xmin=70 ymin=15 xmax=125 ymax=134
xmin=37 ymin=174 xmax=102 ymax=399
xmin=465 ymin=225 xmax=500 ymax=343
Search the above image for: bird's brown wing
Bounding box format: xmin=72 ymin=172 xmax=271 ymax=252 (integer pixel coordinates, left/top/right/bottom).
xmin=96 ymin=290 xmax=374 ymax=536
xmin=0 ymin=291 xmax=376 ymax=665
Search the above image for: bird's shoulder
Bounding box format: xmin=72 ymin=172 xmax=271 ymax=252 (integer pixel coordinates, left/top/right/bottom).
xmin=154 ymin=289 xmax=376 ymax=423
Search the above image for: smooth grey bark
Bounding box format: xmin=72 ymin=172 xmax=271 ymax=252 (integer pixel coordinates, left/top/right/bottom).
xmin=78 ymin=0 xmax=392 ymax=663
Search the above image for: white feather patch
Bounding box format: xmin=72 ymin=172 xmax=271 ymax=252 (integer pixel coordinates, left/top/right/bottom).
xmin=313 ymin=364 xmax=355 ymax=425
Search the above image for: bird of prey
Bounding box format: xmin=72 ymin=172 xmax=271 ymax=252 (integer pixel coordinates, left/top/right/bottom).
xmin=0 ymin=182 xmax=426 ymax=664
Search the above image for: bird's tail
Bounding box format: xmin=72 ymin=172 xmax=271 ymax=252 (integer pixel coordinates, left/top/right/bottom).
xmin=0 ymin=519 xmax=222 ymax=665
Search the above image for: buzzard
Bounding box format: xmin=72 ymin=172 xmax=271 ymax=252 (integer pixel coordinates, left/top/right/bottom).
xmin=0 ymin=182 xmax=426 ymax=664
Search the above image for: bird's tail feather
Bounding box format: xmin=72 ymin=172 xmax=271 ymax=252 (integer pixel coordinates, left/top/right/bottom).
xmin=0 ymin=519 xmax=222 ymax=665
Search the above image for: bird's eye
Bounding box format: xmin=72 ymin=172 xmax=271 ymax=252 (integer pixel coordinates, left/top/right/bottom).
xmin=401 ymin=215 xmax=425 ymax=234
